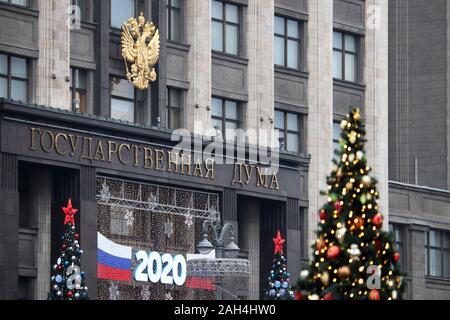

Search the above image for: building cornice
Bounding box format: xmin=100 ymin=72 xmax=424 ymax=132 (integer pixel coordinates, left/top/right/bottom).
xmin=0 ymin=99 xmax=310 ymax=169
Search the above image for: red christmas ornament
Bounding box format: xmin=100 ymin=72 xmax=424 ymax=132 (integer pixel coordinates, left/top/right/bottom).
xmin=67 ymin=291 xmax=73 ymax=298
xmin=334 ymin=201 xmax=342 ymax=213
xmin=320 ymin=210 xmax=327 ymax=221
xmin=273 ymin=230 xmax=285 ymax=255
xmin=295 ymin=291 xmax=302 ymax=301
xmin=394 ymin=252 xmax=400 ymax=263
xmin=327 ymin=245 xmax=340 ymax=259
xmin=323 ymin=292 xmax=334 ymax=300
xmin=375 ymin=240 xmax=382 ymax=251
xmin=62 ymin=198 xmax=78 ymax=226
xmin=316 ymin=238 xmax=326 ymax=251
xmin=354 ymin=216 xmax=365 ymax=230
xmin=372 ymin=213 xmax=383 ymax=228
xmin=75 ymin=233 xmax=80 ymax=239
xmin=369 ymin=289 xmax=380 ymax=300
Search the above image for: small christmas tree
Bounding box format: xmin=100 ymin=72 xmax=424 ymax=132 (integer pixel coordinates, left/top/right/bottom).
xmin=294 ymin=109 xmax=405 ymax=301
xmin=48 ymin=199 xmax=89 ymax=300
xmin=266 ymin=230 xmax=294 ymax=300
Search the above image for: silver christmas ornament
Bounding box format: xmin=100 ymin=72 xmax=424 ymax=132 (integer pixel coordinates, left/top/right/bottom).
xmin=349 ymin=244 xmax=361 ymax=261
xmin=300 ymin=270 xmax=309 ymax=280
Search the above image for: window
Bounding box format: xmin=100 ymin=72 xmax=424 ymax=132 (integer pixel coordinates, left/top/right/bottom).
xmin=166 ymin=0 xmax=182 ymax=42
xmin=211 ymin=97 xmax=241 ymax=142
xmin=111 ymin=77 xmax=135 ymax=122
xmin=426 ymin=229 xmax=450 ymax=278
xmin=70 ymin=68 xmax=87 ymax=113
xmin=333 ymin=121 xmax=342 ymax=161
xmin=0 ymin=53 xmax=28 ymax=102
xmin=274 ymin=16 xmax=300 ymax=69
xmin=389 ymin=224 xmax=405 ymax=268
xmin=0 ymin=0 xmax=28 ymax=7
xmin=72 ymin=0 xmax=87 ymax=22
xmin=166 ymin=87 xmax=182 ymax=130
xmin=299 ymin=207 xmax=308 ymax=260
xmin=275 ymin=110 xmax=301 ymax=153
xmin=111 ymin=0 xmax=135 ymax=29
xmin=211 ymin=0 xmax=240 ymax=55
xmin=333 ymin=31 xmax=357 ymax=82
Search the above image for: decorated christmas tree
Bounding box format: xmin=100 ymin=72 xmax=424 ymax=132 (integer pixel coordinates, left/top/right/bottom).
xmin=266 ymin=230 xmax=294 ymax=300
xmin=294 ymin=109 xmax=405 ymax=301
xmin=48 ymin=199 xmax=89 ymax=300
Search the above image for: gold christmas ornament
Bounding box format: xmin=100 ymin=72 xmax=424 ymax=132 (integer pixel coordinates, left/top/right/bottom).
xmin=121 ymin=13 xmax=160 ymax=90
xmin=349 ymin=131 xmax=357 ymax=144
xmin=338 ymin=266 xmax=351 ymax=279
xmin=321 ymin=272 xmax=330 ymax=286
xmin=362 ymin=175 xmax=372 ymax=187
xmin=353 ymin=109 xmax=361 ymax=121
xmin=340 ymin=120 xmax=348 ymax=130
xmin=336 ymin=226 xmax=347 ymax=244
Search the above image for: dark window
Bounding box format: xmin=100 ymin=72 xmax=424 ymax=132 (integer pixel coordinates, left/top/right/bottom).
xmin=19 ymin=166 xmax=31 ymax=228
xmin=111 ymin=0 xmax=135 ymax=29
xmin=18 ymin=277 xmax=34 ymax=300
xmin=111 ymin=77 xmax=135 ymax=122
xmin=166 ymin=0 xmax=182 ymax=42
xmin=299 ymin=207 xmax=308 ymax=260
xmin=70 ymin=68 xmax=87 ymax=113
xmin=333 ymin=121 xmax=342 ymax=161
xmin=275 ymin=110 xmax=301 ymax=153
xmin=211 ymin=97 xmax=241 ymax=142
xmin=211 ymin=0 xmax=240 ymax=55
xmin=0 ymin=53 xmax=28 ymax=102
xmin=389 ymin=224 xmax=406 ymax=269
xmin=166 ymin=87 xmax=182 ymax=130
xmin=274 ymin=16 xmax=301 ymax=69
xmin=0 ymin=0 xmax=29 ymax=7
xmin=333 ymin=31 xmax=357 ymax=82
xmin=426 ymin=229 xmax=450 ymax=278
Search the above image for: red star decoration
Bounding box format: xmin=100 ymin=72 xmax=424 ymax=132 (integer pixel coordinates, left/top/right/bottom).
xmin=62 ymin=198 xmax=78 ymax=226
xmin=273 ymin=230 xmax=285 ymax=255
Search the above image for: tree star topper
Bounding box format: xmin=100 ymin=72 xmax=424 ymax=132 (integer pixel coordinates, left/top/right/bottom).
xmin=273 ymin=230 xmax=285 ymax=255
xmin=121 ymin=12 xmax=160 ymax=90
xmin=62 ymin=198 xmax=78 ymax=226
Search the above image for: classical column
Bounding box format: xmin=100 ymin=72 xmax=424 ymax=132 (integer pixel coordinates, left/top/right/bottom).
xmin=185 ymin=0 xmax=212 ymax=132
xmin=408 ymin=225 xmax=427 ymax=300
xmin=307 ymin=0 xmax=334 ymax=253
xmin=80 ymin=166 xmax=98 ymax=299
xmin=0 ymin=153 xmax=19 ymax=299
xmin=238 ymin=198 xmax=260 ymax=300
xmin=365 ymin=0 xmax=390 ymax=222
xmin=246 ymin=0 xmax=275 ymax=146
xmin=35 ymin=0 xmax=71 ymax=110
xmin=32 ymin=170 xmax=52 ymax=300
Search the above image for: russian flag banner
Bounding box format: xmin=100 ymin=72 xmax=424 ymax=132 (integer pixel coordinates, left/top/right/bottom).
xmin=97 ymin=232 xmax=132 ymax=282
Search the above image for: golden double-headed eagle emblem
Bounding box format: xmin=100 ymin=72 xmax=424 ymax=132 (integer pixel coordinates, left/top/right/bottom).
xmin=121 ymin=13 xmax=160 ymax=90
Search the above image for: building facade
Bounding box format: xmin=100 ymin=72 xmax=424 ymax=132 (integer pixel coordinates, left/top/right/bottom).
xmin=3 ymin=0 xmax=445 ymax=301
xmin=388 ymin=0 xmax=450 ymax=299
